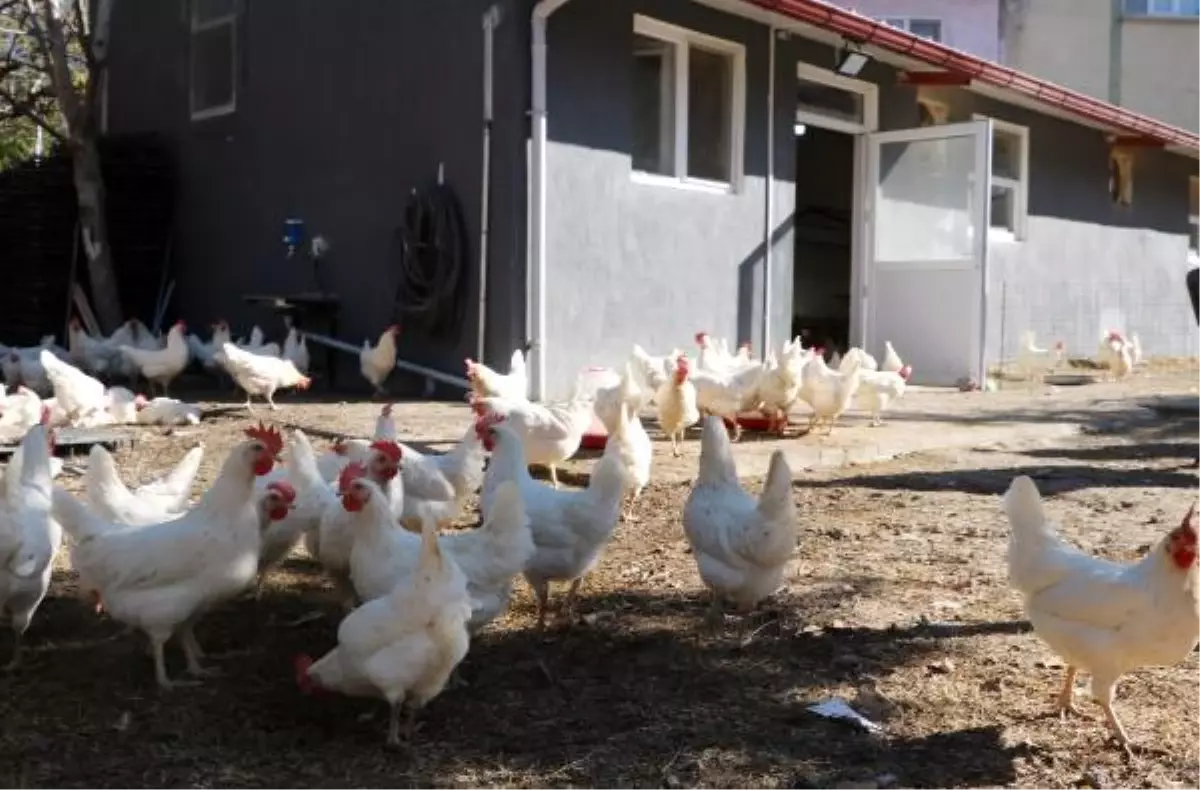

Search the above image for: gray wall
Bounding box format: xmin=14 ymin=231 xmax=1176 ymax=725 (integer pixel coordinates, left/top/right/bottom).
xmin=106 ymin=0 xmax=531 ymax=387
xmin=917 ymin=86 xmax=1198 ymax=363
xmin=541 ymin=0 xmax=797 ymax=400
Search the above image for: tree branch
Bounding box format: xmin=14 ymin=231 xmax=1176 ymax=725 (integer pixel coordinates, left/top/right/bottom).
xmin=0 ymin=82 xmax=65 ymax=142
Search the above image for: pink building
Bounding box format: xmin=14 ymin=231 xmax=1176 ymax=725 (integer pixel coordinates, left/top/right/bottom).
xmin=832 ymin=0 xmax=1002 ymax=60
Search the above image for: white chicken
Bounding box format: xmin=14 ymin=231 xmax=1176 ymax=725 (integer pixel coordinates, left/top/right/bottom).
xmin=294 ymin=511 xmax=471 ymax=747
xmin=186 ymin=321 xmax=233 ymax=374
xmin=0 ymin=423 xmax=61 ymax=669
xmin=49 ymin=423 xmax=284 ymax=688
xmin=40 ymin=349 xmax=108 ymax=424
xmin=600 ymin=372 xmax=651 ymax=521
xmin=690 ymin=358 xmax=765 ymax=442
xmin=880 ymin=341 xmax=904 ymax=374
xmin=218 ymin=341 xmax=312 ymax=410
xmin=237 ymin=325 xmax=280 ymax=357
xmin=799 ymin=352 xmax=864 ymax=435
xmin=396 ymin=425 xmax=487 ymax=529
xmin=67 ymin=317 xmax=121 ymax=376
xmin=683 ymin=417 xmax=795 ymax=627
xmin=470 ymin=392 xmax=592 ymax=488
xmin=0 ymin=386 xmax=44 ymax=432
xmin=120 ymin=320 xmax=190 ymax=394
xmin=478 ymin=416 xmax=625 ymax=628
xmin=655 ymin=354 xmax=700 ymax=457
xmin=360 ymin=325 xmax=400 ymax=396
xmin=342 ymin=460 xmax=533 ymax=632
xmin=629 ymin=343 xmax=678 ymax=405
xmin=756 ymin=341 xmax=810 ymax=435
xmin=857 ymin=365 xmax=913 ymax=427
xmin=135 ymin=396 xmax=202 ymax=426
xmin=838 ymin=346 xmax=878 ymax=373
xmin=84 ymin=444 xmax=204 ymax=527
xmin=1002 ymin=476 xmax=1199 ymax=754
xmin=283 ymin=327 xmax=310 ymax=374
xmin=1016 ymin=331 xmax=1065 ymax=385
xmin=465 ymin=346 xmax=530 ymax=402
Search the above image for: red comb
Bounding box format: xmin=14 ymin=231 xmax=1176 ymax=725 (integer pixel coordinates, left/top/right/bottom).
xmin=473 ymin=412 xmax=504 ymax=435
xmin=370 ymin=440 xmax=402 ymax=465
xmin=899 ymin=365 xmax=913 ymax=381
xmin=338 ymin=461 xmax=368 ymax=494
xmin=244 ymin=422 xmax=284 ymax=456
xmin=464 ymin=358 xmax=477 ymax=375
xmin=332 ymin=438 xmax=348 ymax=455
xmin=267 ymin=480 xmax=297 ymax=503
xmin=40 ymin=404 xmax=51 ymax=426
xmin=469 ymin=397 xmax=487 ymax=416
xmin=694 ymin=331 xmax=708 ymax=344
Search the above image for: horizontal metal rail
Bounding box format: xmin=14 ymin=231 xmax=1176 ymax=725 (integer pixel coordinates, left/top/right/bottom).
xmin=300 ymin=330 xmax=471 ymax=391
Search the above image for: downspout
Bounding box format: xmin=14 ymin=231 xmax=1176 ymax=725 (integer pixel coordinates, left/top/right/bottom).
xmin=478 ymin=4 xmax=502 ymax=365
xmin=761 ymin=25 xmax=776 ymax=354
xmin=530 ymin=0 xmax=573 ymax=400
xmin=1107 ymin=0 xmax=1122 ymax=106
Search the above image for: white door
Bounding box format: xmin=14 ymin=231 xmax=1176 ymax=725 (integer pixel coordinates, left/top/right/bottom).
xmin=863 ymin=120 xmax=992 ymax=386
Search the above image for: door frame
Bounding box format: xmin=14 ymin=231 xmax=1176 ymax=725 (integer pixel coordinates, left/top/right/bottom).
xmin=861 ymin=118 xmax=994 ymax=385
xmin=793 ymin=61 xmax=878 ymax=350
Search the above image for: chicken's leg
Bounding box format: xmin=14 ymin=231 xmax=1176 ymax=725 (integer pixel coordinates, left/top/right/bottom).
xmin=561 ymin=577 xmax=583 ymax=624
xmin=670 ymin=432 xmax=681 ymax=458
xmin=150 ymin=632 xmax=199 ymax=690
xmin=386 ymin=700 xmax=404 ymax=747
xmin=1055 ymin=664 xmax=1078 ymax=717
xmin=704 ymin=593 xmax=724 ymax=631
xmin=267 ymin=392 xmax=279 ymax=411
xmin=180 ymin=621 xmax=219 ymax=678
xmin=532 ymin=580 xmax=551 ymax=630
xmin=548 ymin=464 xmax=559 ymax=489
xmin=2 ymin=629 xmax=22 ymax=672
xmin=1093 ymin=674 xmax=1133 ymax=758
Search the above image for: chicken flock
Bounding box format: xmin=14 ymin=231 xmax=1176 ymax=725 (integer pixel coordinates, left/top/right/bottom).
xmin=0 ymin=319 xmax=1191 ymax=758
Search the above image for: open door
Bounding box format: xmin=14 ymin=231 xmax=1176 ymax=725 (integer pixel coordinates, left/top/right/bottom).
xmin=863 ymin=119 xmax=992 ymax=386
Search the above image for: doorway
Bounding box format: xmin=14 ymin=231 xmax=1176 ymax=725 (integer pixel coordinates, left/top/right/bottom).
xmin=792 ymin=125 xmax=855 ymax=353
xmin=789 ymin=62 xmax=877 ymax=355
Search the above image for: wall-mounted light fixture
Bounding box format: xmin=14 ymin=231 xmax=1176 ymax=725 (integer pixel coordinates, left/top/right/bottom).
xmin=835 ymin=40 xmax=870 ymax=77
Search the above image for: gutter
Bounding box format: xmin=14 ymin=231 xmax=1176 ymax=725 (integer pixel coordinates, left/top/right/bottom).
xmin=529 ymin=0 xmax=573 ymax=401
xmin=747 ymin=0 xmax=1199 ymax=153
xmin=478 ymin=4 xmax=502 ymax=366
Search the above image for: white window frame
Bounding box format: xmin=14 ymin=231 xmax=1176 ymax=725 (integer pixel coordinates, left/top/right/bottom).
xmin=1188 ymin=176 xmax=1199 ymax=264
xmin=631 ymin=15 xmax=746 ymax=194
xmin=1123 ymin=0 xmax=1200 ymax=18
xmin=973 ymin=114 xmax=1030 ymax=242
xmin=189 ymin=0 xmax=238 ymax=121
xmin=880 ymin=17 xmax=945 ymax=42
xmin=795 ymin=61 xmax=879 ymax=135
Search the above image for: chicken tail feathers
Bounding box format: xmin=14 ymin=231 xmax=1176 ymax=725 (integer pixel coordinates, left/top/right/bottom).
xmin=51 ymin=486 xmax=114 ymax=542
xmin=1002 ymin=475 xmax=1049 ymax=538
xmin=696 ymin=416 xmax=738 ymax=487
xmin=757 ymin=450 xmax=794 ymax=519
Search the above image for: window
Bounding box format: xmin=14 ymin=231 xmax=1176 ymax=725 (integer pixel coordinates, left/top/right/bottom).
xmin=1123 ymin=0 xmax=1200 ymax=17
xmin=1188 ymin=177 xmax=1198 ymax=258
xmin=631 ymin=15 xmax=745 ymax=190
xmin=881 ymin=18 xmax=944 ymax=42
xmin=795 ymin=62 xmax=879 ymax=134
xmin=190 ymin=0 xmax=238 ymax=120
xmin=973 ymin=116 xmax=1029 ymax=238
xmin=1109 ymin=149 xmax=1134 ymax=207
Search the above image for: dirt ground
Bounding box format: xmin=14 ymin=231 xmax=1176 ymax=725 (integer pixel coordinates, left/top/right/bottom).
xmin=0 ymin=372 xmax=1197 ymax=789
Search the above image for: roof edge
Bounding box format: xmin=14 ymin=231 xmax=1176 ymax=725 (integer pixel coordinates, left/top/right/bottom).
xmin=746 ymin=0 xmax=1200 ymax=156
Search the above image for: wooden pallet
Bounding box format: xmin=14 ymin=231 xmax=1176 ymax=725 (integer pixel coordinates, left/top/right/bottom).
xmin=0 ymin=426 xmax=134 ymax=458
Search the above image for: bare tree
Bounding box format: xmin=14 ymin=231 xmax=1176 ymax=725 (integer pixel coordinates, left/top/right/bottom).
xmin=0 ymin=0 xmax=121 ymax=331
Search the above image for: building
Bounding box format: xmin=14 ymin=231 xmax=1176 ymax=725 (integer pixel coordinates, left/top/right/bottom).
xmin=1001 ymin=0 xmax=1199 ymax=134
xmin=830 ymin=0 xmax=1002 ymax=60
xmin=106 ymin=0 xmax=1200 ymax=399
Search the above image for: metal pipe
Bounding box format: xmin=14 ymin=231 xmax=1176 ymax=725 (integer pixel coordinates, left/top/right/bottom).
xmin=478 ymin=5 xmax=502 ymax=366
xmin=529 ymin=0 xmax=573 ymax=401
xmin=299 ymin=330 xmax=471 ymax=391
xmin=761 ymin=25 xmax=776 ymax=355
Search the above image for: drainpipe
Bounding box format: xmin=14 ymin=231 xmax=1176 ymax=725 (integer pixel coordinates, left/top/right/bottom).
xmin=478 ymin=4 xmax=502 ymax=365
xmin=761 ymin=26 xmax=777 ymax=354
xmin=1107 ymin=0 xmax=1122 ymax=106
xmin=529 ymin=0 xmax=572 ymax=401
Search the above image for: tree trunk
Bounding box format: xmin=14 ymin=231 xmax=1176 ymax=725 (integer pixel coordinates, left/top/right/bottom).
xmin=71 ymin=136 xmax=122 ymax=332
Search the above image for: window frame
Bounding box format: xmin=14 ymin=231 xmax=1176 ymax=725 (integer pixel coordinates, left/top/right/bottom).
xmin=796 ymin=61 xmax=879 ymax=135
xmin=880 ymin=17 xmax=945 ymax=42
xmin=189 ymin=0 xmax=239 ymax=122
xmin=630 ymin=14 xmax=746 ymax=194
xmin=972 ymin=114 xmax=1030 ymax=241
xmin=1122 ymin=0 xmax=1200 ymax=18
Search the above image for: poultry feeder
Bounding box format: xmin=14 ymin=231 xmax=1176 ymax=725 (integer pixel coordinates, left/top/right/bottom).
xmin=735 ymin=412 xmax=778 ymax=433
xmin=579 ymin=413 xmax=609 ymax=451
